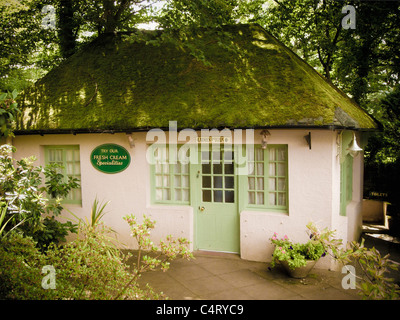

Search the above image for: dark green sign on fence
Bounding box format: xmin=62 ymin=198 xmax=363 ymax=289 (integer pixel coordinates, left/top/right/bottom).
xmin=90 ymin=144 xmax=131 ymax=174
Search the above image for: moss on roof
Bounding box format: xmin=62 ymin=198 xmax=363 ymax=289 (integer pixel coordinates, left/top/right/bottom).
xmin=16 ymin=24 xmax=378 ymax=133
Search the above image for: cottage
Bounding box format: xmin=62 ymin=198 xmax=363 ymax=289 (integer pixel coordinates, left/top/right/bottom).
xmin=10 ymin=24 xmax=378 ymax=269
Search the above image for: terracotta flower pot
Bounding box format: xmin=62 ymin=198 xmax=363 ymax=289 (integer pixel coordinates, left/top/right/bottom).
xmin=281 ymin=260 xmax=317 ymax=278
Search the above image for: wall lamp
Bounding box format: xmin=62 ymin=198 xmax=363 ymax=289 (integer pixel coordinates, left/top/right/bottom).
xmin=347 ymin=132 xmax=363 ymax=157
xmin=126 ymin=132 xmax=135 ymax=148
xmin=260 ymin=130 xmax=271 ymax=149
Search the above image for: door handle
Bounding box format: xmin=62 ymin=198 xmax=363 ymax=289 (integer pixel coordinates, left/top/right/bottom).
xmin=199 ymin=206 xmax=205 ymax=212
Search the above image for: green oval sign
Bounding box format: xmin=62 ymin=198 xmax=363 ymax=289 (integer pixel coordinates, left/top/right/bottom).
xmin=90 ymin=144 xmax=131 ymax=174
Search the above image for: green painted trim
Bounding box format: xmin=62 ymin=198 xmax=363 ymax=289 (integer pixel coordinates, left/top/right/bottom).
xmin=149 ymin=145 xmax=191 ymax=205
xmin=239 ymin=144 xmax=289 ymax=214
xmin=340 ymin=131 xmax=354 ymax=216
xmin=44 ymin=145 xmax=82 ymax=205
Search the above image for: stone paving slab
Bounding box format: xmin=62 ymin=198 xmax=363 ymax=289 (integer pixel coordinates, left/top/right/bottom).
xmin=137 ymin=251 xmax=361 ymax=300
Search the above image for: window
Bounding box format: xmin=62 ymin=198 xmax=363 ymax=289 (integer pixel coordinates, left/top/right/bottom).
xmin=151 ymin=145 xmax=190 ymax=204
xmin=44 ymin=145 xmax=82 ymax=204
xmin=340 ymin=153 xmax=353 ymax=216
xmin=201 ymin=147 xmax=235 ymax=203
xmin=246 ymin=145 xmax=288 ymax=211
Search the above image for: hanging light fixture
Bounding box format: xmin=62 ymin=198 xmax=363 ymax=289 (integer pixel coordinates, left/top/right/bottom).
xmin=260 ymin=130 xmax=271 ymax=149
xmin=347 ymin=132 xmax=362 ymax=157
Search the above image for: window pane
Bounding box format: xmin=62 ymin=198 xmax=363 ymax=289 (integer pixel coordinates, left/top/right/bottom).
xmin=213 ymin=176 xmax=223 ymax=188
xmin=181 ymin=164 xmax=189 ymax=174
xmin=257 ymin=192 xmax=264 ymax=205
xmin=224 ymin=151 xmax=233 ymax=162
xmin=212 ymin=151 xmax=221 ymax=162
xmin=224 ymin=163 xmax=234 ymax=174
xmin=248 ymin=177 xmax=255 ymax=190
xmin=202 ymin=163 xmax=211 ymax=174
xmin=182 ymin=175 xmax=189 ymax=188
xmin=182 ymin=189 xmax=189 ymax=201
xmin=269 ymin=163 xmax=276 ymax=176
xmin=278 ymin=163 xmax=285 ymax=176
xmin=257 ymin=177 xmax=264 ymax=190
xmin=213 ymin=163 xmax=222 ymax=174
xmin=225 ymin=176 xmax=234 ymax=189
xmin=163 ymin=175 xmax=170 ymax=187
xmin=175 ymin=189 xmax=182 ymax=201
xmin=203 ymin=190 xmax=211 ymax=202
xmin=66 ymin=163 xmax=73 ymax=175
xmin=278 ymin=193 xmax=286 ymax=206
xmin=214 ymin=190 xmax=223 ymax=202
xmin=225 ymin=191 xmax=234 ymax=203
xmin=74 ymin=163 xmax=81 ymax=175
xmin=278 ymin=178 xmax=286 ymax=191
xmin=269 ymin=193 xmax=276 ymax=206
xmin=156 ymin=189 xmax=163 ymax=201
xmin=163 ymin=189 xmax=170 ymax=200
xmin=201 ymin=151 xmax=209 ymax=162
xmin=174 ymin=163 xmax=181 ymax=174
xmin=248 ymin=191 xmax=255 ymax=204
xmin=257 ymin=163 xmax=264 ymax=175
xmin=174 ymin=175 xmax=181 ymax=187
xmin=278 ymin=148 xmax=286 ymax=161
xmin=202 ymin=176 xmax=211 ymax=188
xmin=155 ymin=163 xmax=162 ymax=174
xmin=155 ymin=175 xmax=162 ymax=187
xmin=269 ymin=148 xmax=276 ymax=161
xmin=256 ymin=148 xmax=264 ymax=161
xmin=163 ymin=164 xmax=169 ymax=174
xmin=66 ymin=150 xmax=73 ymax=161
xmin=269 ymin=178 xmax=276 ymax=190
xmin=248 ymin=162 xmax=254 ymax=175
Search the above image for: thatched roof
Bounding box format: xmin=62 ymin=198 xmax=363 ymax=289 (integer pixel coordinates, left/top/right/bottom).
xmin=16 ymin=24 xmax=378 ymax=134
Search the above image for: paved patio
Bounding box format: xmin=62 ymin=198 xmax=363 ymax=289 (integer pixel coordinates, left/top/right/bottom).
xmin=137 ymin=250 xmax=362 ymax=300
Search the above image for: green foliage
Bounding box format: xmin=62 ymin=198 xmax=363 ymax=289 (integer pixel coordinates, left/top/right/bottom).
xmin=270 ymin=232 xmax=326 ymax=270
xmin=0 ymin=209 xmax=193 ymax=300
xmin=307 ymin=222 xmax=400 ymax=300
xmin=0 ymin=89 xmax=20 ymax=137
xmin=0 ymin=144 xmax=78 ymax=248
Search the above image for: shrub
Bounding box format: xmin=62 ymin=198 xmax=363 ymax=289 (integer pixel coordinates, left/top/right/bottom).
xmin=0 ymin=144 xmax=79 ymax=248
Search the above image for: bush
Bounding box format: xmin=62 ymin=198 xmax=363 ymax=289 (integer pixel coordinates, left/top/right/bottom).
xmin=0 ymin=212 xmax=193 ymax=300
xmin=0 ymin=144 xmax=79 ymax=249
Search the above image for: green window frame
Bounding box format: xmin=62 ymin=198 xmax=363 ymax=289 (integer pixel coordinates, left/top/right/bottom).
xmin=340 ymin=153 xmax=353 ymax=216
xmin=245 ymin=145 xmax=288 ymax=212
xmin=44 ymin=145 xmax=82 ymax=205
xmin=150 ymin=145 xmax=190 ymax=205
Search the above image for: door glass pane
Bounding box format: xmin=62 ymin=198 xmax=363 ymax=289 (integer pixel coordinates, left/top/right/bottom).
xmin=214 ymin=190 xmax=223 ymax=202
xmin=248 ymin=162 xmax=254 ymax=175
xmin=269 ymin=148 xmax=276 ymax=160
xmin=202 ymin=176 xmax=211 ymax=188
xmin=225 ymin=176 xmax=234 ymax=189
xmin=202 ymin=163 xmax=211 ymax=174
xmin=213 ymin=163 xmax=222 ymax=174
xmin=225 ymin=191 xmax=234 ymax=203
xmin=269 ymin=163 xmax=276 ymax=175
xmin=269 ymin=178 xmax=276 ymax=190
xmin=224 ymin=163 xmax=234 ymax=174
xmin=203 ymin=190 xmax=211 ymax=202
xmin=213 ymin=176 xmax=223 ymax=188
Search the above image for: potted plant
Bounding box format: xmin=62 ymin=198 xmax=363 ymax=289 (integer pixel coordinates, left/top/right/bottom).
xmin=269 ymin=231 xmax=327 ymax=278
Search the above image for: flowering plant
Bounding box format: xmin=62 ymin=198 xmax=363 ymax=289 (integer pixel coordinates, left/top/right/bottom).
xmin=270 ymin=231 xmax=326 ymax=270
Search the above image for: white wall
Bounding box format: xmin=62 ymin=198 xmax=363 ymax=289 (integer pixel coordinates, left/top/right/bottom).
xmin=10 ymin=128 xmax=364 ymax=267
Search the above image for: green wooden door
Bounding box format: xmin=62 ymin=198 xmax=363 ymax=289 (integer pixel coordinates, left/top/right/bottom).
xmin=195 ymin=146 xmax=239 ymax=253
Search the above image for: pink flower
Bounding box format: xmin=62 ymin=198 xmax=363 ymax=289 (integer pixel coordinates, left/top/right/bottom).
xmin=283 ymin=235 xmax=288 ymax=240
